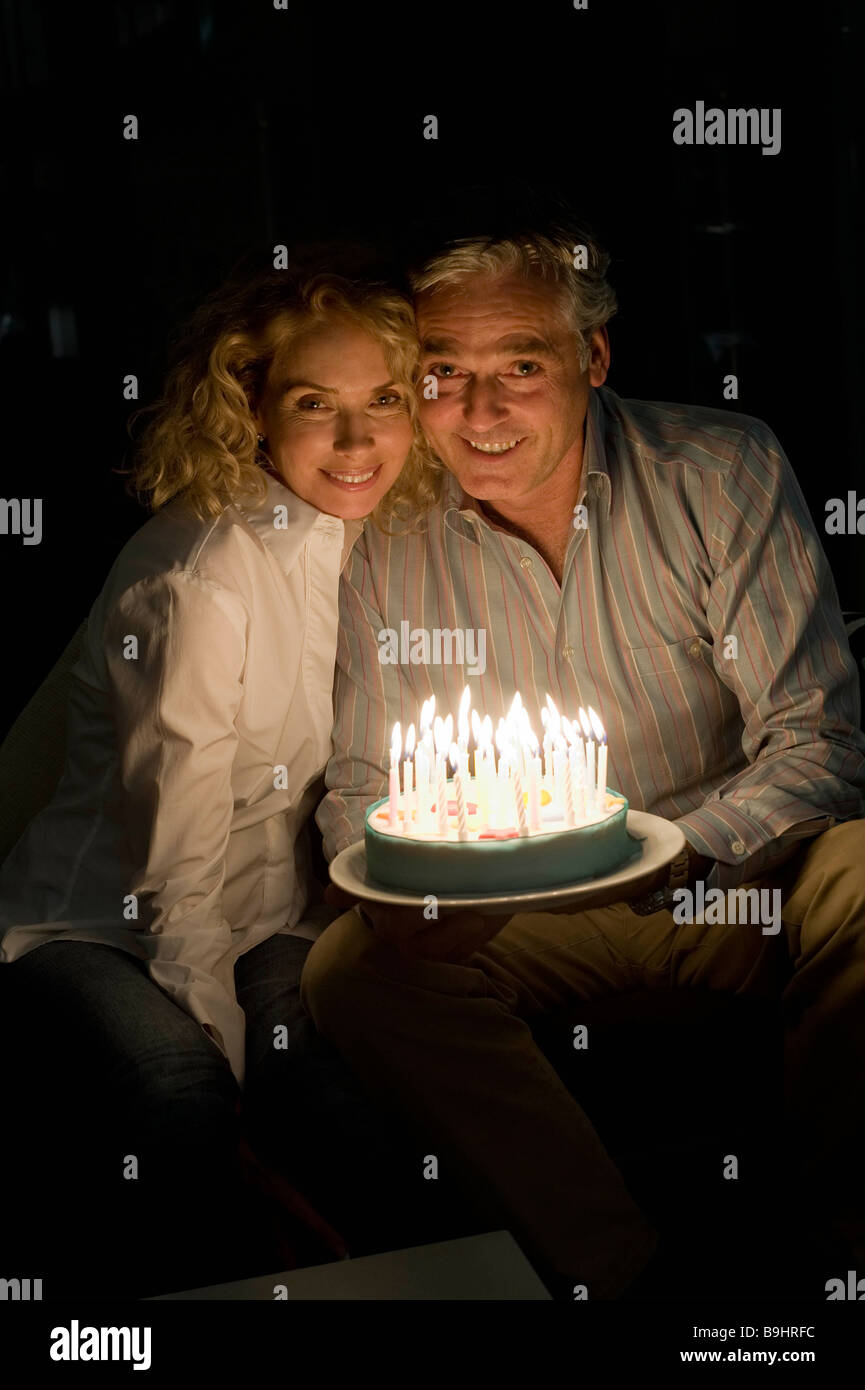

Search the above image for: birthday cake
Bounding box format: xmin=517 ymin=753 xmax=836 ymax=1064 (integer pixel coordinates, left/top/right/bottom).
xmin=361 ymin=689 xmax=642 ymax=895
xmin=365 ymin=779 xmax=639 ymax=895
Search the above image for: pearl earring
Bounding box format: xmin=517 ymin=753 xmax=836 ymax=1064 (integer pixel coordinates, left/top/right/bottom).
xmin=257 ymin=433 xmax=265 ymax=444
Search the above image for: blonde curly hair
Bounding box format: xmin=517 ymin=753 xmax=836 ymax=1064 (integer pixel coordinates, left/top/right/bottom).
xmin=125 ymin=269 xmax=443 ymax=529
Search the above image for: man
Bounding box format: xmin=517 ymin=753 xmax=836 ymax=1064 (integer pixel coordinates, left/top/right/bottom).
xmin=305 ymin=217 xmax=865 ymax=1299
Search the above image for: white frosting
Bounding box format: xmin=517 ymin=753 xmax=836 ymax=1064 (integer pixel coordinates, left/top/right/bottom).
xmin=369 ymin=776 xmax=624 ymax=843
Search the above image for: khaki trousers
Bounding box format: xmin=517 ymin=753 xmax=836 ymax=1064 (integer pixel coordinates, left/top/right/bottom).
xmin=301 ymin=820 xmax=865 ymax=1297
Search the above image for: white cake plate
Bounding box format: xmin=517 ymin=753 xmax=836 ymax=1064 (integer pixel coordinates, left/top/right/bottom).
xmin=328 ymin=810 xmax=687 ymax=916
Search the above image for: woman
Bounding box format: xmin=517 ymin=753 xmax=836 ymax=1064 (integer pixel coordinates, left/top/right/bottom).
xmin=0 ymin=268 xmax=452 ymax=1297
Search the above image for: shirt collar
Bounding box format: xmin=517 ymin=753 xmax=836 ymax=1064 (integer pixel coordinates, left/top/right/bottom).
xmin=235 ymin=469 xmax=365 ymax=576
xmin=442 ymin=385 xmax=612 ymax=543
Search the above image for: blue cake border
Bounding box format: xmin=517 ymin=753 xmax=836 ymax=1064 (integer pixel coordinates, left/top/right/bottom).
xmin=364 ymin=790 xmax=642 ymax=895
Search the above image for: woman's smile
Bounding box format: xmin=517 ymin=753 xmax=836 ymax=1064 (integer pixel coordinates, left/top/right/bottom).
xmin=321 ymin=464 xmax=384 ymax=491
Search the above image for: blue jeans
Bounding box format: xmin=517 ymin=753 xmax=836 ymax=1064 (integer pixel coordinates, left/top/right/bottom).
xmin=1 ymin=932 xmax=476 ymax=1298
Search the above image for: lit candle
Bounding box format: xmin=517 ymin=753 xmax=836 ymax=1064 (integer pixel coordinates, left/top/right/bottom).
xmin=562 ymin=737 xmax=576 ymax=826
xmin=417 ymin=700 xmax=434 ymax=830
xmin=478 ymin=716 xmax=493 ymax=831
xmin=526 ymin=733 xmax=542 ymax=830
xmin=458 ymin=685 xmax=471 ymax=759
xmin=552 ymin=736 xmax=567 ymax=815
xmin=562 ymin=717 xmax=585 ymax=819
xmin=470 ymin=712 xmax=484 ymax=829
xmin=433 ymin=716 xmax=450 ymax=837
xmin=542 ymin=697 xmax=560 ymax=802
xmin=578 ymin=706 xmax=596 ymax=810
xmin=421 ymin=696 xmax=436 ymax=766
xmin=509 ymin=737 xmax=529 ymax=837
xmin=494 ymin=726 xmax=510 ymax=828
xmin=482 ymin=752 xmax=494 ymax=832
xmin=403 ymin=722 xmax=416 ymax=830
xmin=449 ymin=743 xmax=470 ymax=840
xmin=588 ymin=706 xmax=607 ymax=813
xmin=481 ymin=714 xmax=493 ymax=751
xmin=389 ymin=722 xmax=402 ymax=829
xmin=471 ymin=707 xmax=482 ymax=772
xmin=505 ymin=695 xmax=522 ymax=780
xmin=517 ymin=707 xmax=533 ymax=780
xmin=541 ymin=708 xmax=553 ymax=792
xmin=414 ymin=743 xmax=427 ymax=830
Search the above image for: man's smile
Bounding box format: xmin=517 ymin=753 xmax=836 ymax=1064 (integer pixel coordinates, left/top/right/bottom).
xmin=461 ymin=437 xmax=526 ymax=455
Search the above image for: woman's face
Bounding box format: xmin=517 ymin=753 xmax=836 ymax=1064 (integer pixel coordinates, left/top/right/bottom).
xmin=254 ymin=317 xmax=413 ymax=520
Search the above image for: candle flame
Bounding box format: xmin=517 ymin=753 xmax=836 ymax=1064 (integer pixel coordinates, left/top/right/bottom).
xmin=404 ymin=694 xmax=604 ymax=788
xmin=545 ymin=694 xmax=561 ymax=738
xmin=587 ymin=705 xmax=605 ymax=742
xmin=458 ymin=685 xmax=471 ymax=739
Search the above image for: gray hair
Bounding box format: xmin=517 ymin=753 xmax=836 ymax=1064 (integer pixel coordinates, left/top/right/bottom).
xmin=407 ymin=229 xmax=618 ymax=370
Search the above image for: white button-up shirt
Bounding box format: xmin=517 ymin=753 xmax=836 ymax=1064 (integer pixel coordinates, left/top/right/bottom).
xmin=0 ymin=471 xmax=363 ymax=1089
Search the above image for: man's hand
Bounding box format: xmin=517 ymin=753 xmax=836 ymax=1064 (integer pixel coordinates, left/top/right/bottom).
xmin=626 ymin=839 xmax=715 ymax=915
xmin=684 ymin=843 xmax=714 ymax=890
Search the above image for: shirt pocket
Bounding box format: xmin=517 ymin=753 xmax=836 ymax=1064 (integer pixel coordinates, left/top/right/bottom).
xmin=625 ymin=635 xmax=712 ymax=678
xmin=618 ymin=636 xmax=731 ymax=798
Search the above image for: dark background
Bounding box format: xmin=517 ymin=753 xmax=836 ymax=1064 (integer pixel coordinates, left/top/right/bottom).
xmin=1 ymin=0 xmax=862 ymax=739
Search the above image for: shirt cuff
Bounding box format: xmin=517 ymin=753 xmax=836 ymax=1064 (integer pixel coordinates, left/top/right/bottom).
xmin=678 ymin=805 xmax=837 ymax=889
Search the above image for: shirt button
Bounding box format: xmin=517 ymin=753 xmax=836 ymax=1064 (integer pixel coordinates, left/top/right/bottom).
xmin=730 ymin=839 xmax=746 ymax=855
xmin=826 ymin=816 xmax=836 ymax=828
xmin=562 ymin=645 xmax=576 ymax=660
xmin=520 ymin=556 xmax=533 ymax=569
xmin=688 ymin=641 xmax=702 ymax=656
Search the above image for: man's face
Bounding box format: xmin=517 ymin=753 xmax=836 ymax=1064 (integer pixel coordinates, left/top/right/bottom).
xmin=415 ymin=272 xmax=608 ymax=505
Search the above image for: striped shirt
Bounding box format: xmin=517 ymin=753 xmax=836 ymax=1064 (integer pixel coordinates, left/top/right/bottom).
xmin=317 ymin=384 xmax=865 ymax=889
